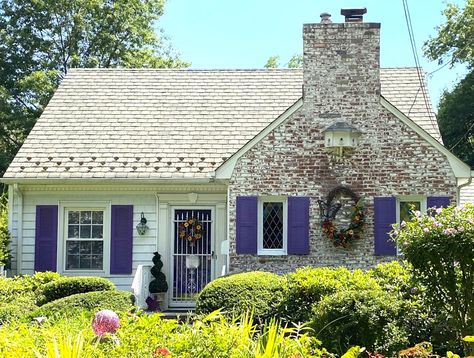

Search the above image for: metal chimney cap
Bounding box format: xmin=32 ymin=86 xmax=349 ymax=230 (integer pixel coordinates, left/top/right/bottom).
xmin=320 ymin=12 xmax=332 ymax=24
xmin=341 ymin=8 xmax=367 ymax=22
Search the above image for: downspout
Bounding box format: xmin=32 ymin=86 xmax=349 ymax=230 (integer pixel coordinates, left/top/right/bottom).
xmin=13 ymin=184 xmax=23 ymax=274
xmin=457 ymin=173 xmax=473 ymax=205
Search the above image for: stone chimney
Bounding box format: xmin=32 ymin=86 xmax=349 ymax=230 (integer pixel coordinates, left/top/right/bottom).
xmin=303 ymin=8 xmax=380 ymax=123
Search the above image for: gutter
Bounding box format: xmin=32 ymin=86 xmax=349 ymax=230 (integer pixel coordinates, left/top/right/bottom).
xmin=0 ymin=177 xmax=216 ymax=185
xmin=12 ymin=184 xmax=23 ymax=275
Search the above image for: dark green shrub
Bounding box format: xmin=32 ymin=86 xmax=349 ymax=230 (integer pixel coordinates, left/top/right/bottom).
xmin=36 ymin=276 xmax=115 ymax=305
xmin=0 ymin=199 xmax=11 ymax=268
xmin=279 ymin=266 xmax=380 ymax=323
xmin=311 ymin=288 xmax=409 ymax=356
xmin=149 ymin=252 xmax=168 ymax=293
xmin=32 ymin=290 xmax=135 ymax=320
xmin=195 ymin=271 xmax=286 ymax=322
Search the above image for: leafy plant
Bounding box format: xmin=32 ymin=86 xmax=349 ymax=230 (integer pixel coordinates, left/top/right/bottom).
xmin=0 ymin=195 xmax=11 ymax=268
xmin=37 ymin=277 xmax=115 ymax=305
xmin=32 ymin=290 xmax=135 ymax=321
xmin=196 ymin=271 xmax=287 ymax=323
xmin=392 ymin=204 xmax=474 ymax=356
xmin=280 ymin=266 xmax=380 ymax=323
xmin=149 ymin=252 xmax=168 ymax=293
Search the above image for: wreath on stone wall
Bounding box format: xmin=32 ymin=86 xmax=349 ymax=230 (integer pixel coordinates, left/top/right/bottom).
xmin=318 ymin=186 xmax=365 ymax=248
xmin=179 ymin=218 xmax=203 ymax=243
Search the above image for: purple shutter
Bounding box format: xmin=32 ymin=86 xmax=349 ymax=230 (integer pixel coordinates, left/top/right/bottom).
xmin=110 ymin=205 xmax=133 ymax=274
xmin=35 ymin=205 xmax=58 ymax=272
xmin=374 ymin=197 xmax=397 ymax=256
xmin=427 ymin=196 xmax=450 ymax=210
xmin=287 ymin=196 xmax=310 ymax=255
xmin=236 ymin=196 xmax=258 ymax=254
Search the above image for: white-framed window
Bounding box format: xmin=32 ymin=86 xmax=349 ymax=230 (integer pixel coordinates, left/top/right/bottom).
xmin=58 ymin=202 xmax=110 ymax=274
xmin=396 ymin=196 xmax=427 ymax=224
xmin=396 ymin=196 xmax=427 ymax=255
xmin=258 ymin=196 xmax=287 ymax=255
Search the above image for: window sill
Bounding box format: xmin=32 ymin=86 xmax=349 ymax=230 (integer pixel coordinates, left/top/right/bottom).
xmin=257 ymin=250 xmax=287 ymax=256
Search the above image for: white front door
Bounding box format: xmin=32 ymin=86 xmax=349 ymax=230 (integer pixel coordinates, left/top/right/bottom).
xmin=170 ymin=207 xmax=215 ymax=307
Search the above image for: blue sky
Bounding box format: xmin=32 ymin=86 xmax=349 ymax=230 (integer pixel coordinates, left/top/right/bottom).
xmin=159 ymin=0 xmax=468 ymax=109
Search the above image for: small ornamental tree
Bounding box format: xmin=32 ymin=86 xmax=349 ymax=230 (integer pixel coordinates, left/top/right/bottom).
xmin=149 ymin=252 xmax=168 ymax=294
xmin=392 ymin=204 xmax=474 ymax=356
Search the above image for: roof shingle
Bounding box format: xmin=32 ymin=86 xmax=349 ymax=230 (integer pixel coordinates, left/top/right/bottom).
xmin=3 ymin=67 xmax=440 ymax=179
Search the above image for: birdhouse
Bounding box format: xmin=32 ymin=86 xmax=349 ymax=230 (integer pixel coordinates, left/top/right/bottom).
xmin=323 ymin=121 xmax=362 ymax=158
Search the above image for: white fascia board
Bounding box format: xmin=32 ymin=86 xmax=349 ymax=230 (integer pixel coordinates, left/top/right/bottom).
xmin=214 ymin=98 xmax=303 ymax=179
xmin=0 ymin=177 xmax=214 ymax=185
xmin=381 ymin=96 xmax=471 ymax=180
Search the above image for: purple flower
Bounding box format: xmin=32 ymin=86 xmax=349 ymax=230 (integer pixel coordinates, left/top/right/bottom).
xmin=443 ymin=228 xmax=457 ymax=236
xmin=92 ymin=310 xmax=120 ymax=337
xmin=433 ymin=221 xmax=440 ymax=227
xmin=436 ymin=207 xmax=443 ymax=215
xmin=423 ymin=227 xmax=429 ymax=233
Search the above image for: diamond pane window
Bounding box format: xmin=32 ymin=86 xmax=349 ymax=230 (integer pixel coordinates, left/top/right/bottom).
xmin=262 ymin=202 xmax=284 ymax=249
xmin=66 ymin=210 xmax=104 ymax=270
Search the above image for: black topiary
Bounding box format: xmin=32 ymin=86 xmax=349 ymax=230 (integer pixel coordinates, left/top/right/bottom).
xmin=149 ymin=252 xmax=168 ymax=293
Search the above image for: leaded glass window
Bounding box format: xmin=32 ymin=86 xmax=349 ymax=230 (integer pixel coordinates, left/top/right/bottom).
xmin=262 ymin=202 xmax=284 ymax=249
xmin=66 ymin=210 xmax=104 ymax=270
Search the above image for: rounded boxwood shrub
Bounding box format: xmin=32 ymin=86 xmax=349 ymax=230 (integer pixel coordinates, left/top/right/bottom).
xmin=32 ymin=290 xmax=135 ymax=320
xmin=0 ymin=296 xmax=38 ymax=324
xmin=311 ymin=288 xmax=410 ymax=356
xmin=195 ymin=271 xmax=286 ymax=322
xmin=36 ymin=276 xmax=115 ymax=305
xmin=279 ymin=266 xmax=380 ymax=323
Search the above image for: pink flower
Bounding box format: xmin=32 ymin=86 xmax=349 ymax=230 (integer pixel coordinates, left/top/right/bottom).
xmin=92 ymin=310 xmax=120 ymax=337
xmin=423 ymin=227 xmax=429 ymax=233
xmin=153 ymin=348 xmax=171 ymax=356
xmin=436 ymin=207 xmax=443 ymax=214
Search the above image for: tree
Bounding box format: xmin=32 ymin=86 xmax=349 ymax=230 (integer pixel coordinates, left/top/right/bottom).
xmin=264 ymin=54 xmax=302 ymax=69
xmin=392 ymin=205 xmax=474 ymax=356
xmin=423 ymin=0 xmax=474 ymax=168
xmin=0 ymin=0 xmax=189 ymax=180
xmin=437 ymin=71 xmax=474 ymax=167
xmin=423 ymin=0 xmax=474 ymax=67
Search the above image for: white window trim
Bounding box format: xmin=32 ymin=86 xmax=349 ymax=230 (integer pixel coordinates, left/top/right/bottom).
xmin=58 ymin=201 xmax=111 ymax=276
xmin=396 ymin=195 xmax=427 ymax=255
xmin=257 ymin=196 xmax=288 ymax=256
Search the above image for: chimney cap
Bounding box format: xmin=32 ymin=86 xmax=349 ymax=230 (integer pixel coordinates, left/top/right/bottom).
xmin=320 ymin=12 xmax=332 ymax=24
xmin=341 ymin=8 xmax=367 ymax=22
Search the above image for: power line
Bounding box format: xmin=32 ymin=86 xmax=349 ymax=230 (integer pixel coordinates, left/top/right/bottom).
xmin=402 ymin=0 xmax=442 ymax=141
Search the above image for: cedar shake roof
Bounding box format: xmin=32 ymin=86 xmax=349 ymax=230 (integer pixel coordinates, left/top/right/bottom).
xmin=3 ymin=67 xmax=441 ymax=180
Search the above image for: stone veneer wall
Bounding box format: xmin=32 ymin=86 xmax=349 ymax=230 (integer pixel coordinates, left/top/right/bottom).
xmin=227 ymin=21 xmax=457 ymax=273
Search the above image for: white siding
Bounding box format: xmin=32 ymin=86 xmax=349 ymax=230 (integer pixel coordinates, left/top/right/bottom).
xmin=10 ymin=188 xmax=226 ymax=292
xmin=460 ymin=183 xmax=474 ymax=205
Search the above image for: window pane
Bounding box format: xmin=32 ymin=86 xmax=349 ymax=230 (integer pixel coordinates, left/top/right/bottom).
xmin=91 ymin=255 xmax=103 ymax=270
xmin=91 ymin=225 xmax=103 ymax=239
xmin=80 ymin=211 xmax=92 ymax=224
xmin=80 ymin=255 xmax=92 ymax=269
xmin=79 ymin=241 xmax=92 ymax=254
xmin=91 ymin=241 xmax=103 ymax=255
xmin=92 ymin=211 xmax=103 ymax=224
xmin=262 ymin=202 xmax=284 ymax=249
xmin=68 ymin=211 xmax=79 ymax=224
xmin=66 ymin=241 xmax=79 ymax=255
xmin=400 ymin=201 xmax=421 ymax=222
xmin=66 ymin=255 xmax=79 ymax=269
xmin=79 ymin=225 xmax=91 ymax=238
xmin=68 ymin=225 xmax=79 ymax=238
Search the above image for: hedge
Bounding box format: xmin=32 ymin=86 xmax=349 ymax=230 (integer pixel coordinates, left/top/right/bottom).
xmin=36 ymin=276 xmax=115 ymax=305
xmin=195 ymin=271 xmax=286 ymax=322
xmin=279 ymin=266 xmax=380 ymax=323
xmin=32 ymin=290 xmax=135 ymax=320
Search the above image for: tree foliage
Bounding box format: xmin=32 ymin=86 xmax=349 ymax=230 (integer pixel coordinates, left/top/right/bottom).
xmin=0 ymin=0 xmax=189 ymax=179
xmin=264 ymin=54 xmax=302 ymax=68
xmin=423 ymin=0 xmax=474 ymax=67
xmin=437 ymin=70 xmax=474 ymax=167
xmin=392 ymin=205 xmax=474 ymax=356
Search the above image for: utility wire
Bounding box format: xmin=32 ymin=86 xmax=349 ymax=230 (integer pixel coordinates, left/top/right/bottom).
xmin=402 ymin=0 xmax=443 ymax=141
